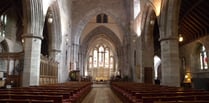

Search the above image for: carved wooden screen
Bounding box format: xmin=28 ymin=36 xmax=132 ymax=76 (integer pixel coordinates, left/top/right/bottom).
xmin=40 ymin=55 xmax=58 ymax=85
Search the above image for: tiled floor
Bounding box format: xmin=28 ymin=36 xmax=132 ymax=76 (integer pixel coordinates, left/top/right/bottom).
xmin=82 ymin=84 xmax=122 ymax=103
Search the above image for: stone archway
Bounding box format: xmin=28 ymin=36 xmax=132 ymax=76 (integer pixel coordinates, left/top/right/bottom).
xmin=139 ymin=5 xmax=157 ymax=84
xmin=86 ymin=39 xmax=117 ymax=81
xmin=45 ymin=2 xmax=62 ymax=59
xmin=71 ymin=7 xmax=126 ymax=77
xmin=80 ymin=26 xmax=121 ymax=79
xmin=73 ymin=7 xmax=125 ymax=44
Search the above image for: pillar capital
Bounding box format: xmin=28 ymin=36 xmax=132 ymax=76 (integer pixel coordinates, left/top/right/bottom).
xmin=50 ymin=49 xmax=61 ymax=53
xmin=22 ymin=34 xmax=43 ymax=40
xmin=159 ymin=36 xmax=178 ymax=42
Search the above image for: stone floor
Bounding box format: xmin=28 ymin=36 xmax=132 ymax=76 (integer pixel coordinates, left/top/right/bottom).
xmin=82 ymin=83 xmax=122 ymax=103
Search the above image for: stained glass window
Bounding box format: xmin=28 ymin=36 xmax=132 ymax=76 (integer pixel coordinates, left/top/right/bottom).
xmin=0 ymin=14 xmax=7 ymax=37
xmin=99 ymin=46 xmax=104 ymax=67
xmin=93 ymin=49 xmax=97 ymax=67
xmin=89 ymin=57 xmax=92 ymax=68
xmin=89 ymin=45 xmax=114 ymax=69
xmin=200 ymin=45 xmax=208 ymax=70
xmin=110 ymin=57 xmax=114 ymax=69
xmin=105 ymin=48 xmax=109 ymax=68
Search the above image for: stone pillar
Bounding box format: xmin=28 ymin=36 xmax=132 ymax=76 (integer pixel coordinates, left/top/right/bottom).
xmin=70 ymin=43 xmax=79 ymax=70
xmin=74 ymin=44 xmax=79 ymax=70
xmin=49 ymin=49 xmax=61 ymax=60
xmin=130 ymin=35 xmax=137 ymax=81
xmin=159 ymin=0 xmax=181 ymax=87
xmin=22 ymin=35 xmax=42 ymax=87
xmin=160 ymin=38 xmax=180 ymax=87
xmin=123 ymin=44 xmax=130 ymax=77
xmin=78 ymin=52 xmax=83 ymax=75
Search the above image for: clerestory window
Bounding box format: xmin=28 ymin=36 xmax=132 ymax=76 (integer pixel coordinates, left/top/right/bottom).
xmin=96 ymin=14 xmax=108 ymax=23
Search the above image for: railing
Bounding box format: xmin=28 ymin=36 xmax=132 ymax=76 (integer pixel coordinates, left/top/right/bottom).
xmin=40 ymin=55 xmax=58 ymax=85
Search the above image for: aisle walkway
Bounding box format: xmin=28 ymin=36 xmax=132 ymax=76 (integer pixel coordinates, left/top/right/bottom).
xmin=82 ymin=83 xmax=122 ymax=103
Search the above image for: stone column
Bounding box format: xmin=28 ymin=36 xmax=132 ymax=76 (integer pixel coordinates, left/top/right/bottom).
xmin=130 ymin=35 xmax=137 ymax=81
xmin=74 ymin=44 xmax=79 ymax=70
xmin=78 ymin=52 xmax=83 ymax=75
xmin=49 ymin=49 xmax=61 ymax=60
xmin=70 ymin=43 xmax=79 ymax=70
xmin=21 ymin=0 xmax=44 ymax=86
xmin=159 ymin=0 xmax=181 ymax=87
xmin=22 ymin=35 xmax=42 ymax=87
xmin=160 ymin=37 xmax=180 ymax=87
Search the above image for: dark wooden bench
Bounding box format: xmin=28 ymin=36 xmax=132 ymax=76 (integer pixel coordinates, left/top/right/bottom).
xmin=0 ymin=94 xmax=63 ymax=103
xmin=155 ymin=101 xmax=209 ymax=103
xmin=111 ymin=82 xmax=209 ymax=103
xmin=0 ymin=99 xmax=54 ymax=103
xmin=0 ymin=82 xmax=92 ymax=103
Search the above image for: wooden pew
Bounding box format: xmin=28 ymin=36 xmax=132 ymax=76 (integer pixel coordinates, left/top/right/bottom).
xmin=0 ymin=99 xmax=54 ymax=103
xmin=142 ymin=96 xmax=195 ymax=103
xmin=155 ymin=101 xmax=209 ymax=103
xmin=110 ymin=82 xmax=209 ymax=103
xmin=0 ymin=82 xmax=92 ymax=103
xmin=0 ymin=94 xmax=63 ymax=103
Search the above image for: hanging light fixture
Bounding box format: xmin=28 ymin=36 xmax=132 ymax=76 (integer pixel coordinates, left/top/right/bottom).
xmin=179 ymin=34 xmax=183 ymax=42
xmin=47 ymin=13 xmax=53 ymax=23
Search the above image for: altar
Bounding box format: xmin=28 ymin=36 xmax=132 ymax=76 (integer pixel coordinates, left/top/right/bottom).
xmin=90 ymin=68 xmax=112 ymax=81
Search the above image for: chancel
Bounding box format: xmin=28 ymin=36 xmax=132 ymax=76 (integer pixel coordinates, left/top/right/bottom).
xmin=0 ymin=0 xmax=209 ymax=103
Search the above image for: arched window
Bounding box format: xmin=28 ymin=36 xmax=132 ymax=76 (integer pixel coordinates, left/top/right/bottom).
xmin=105 ymin=48 xmax=109 ymax=68
xmin=0 ymin=14 xmax=7 ymax=37
xmin=96 ymin=14 xmax=108 ymax=23
xmin=103 ymin=14 xmax=108 ymax=23
xmin=99 ymin=46 xmax=104 ymax=67
xmin=96 ymin=14 xmax=102 ymax=23
xmin=93 ymin=49 xmax=97 ymax=67
xmin=89 ymin=57 xmax=92 ymax=68
xmin=110 ymin=57 xmax=114 ymax=69
xmin=200 ymin=45 xmax=208 ymax=70
xmin=134 ymin=0 xmax=140 ymax=19
xmin=88 ymin=44 xmax=114 ymax=69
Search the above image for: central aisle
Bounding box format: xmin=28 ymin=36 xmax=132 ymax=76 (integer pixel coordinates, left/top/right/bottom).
xmin=82 ymin=83 xmax=122 ymax=103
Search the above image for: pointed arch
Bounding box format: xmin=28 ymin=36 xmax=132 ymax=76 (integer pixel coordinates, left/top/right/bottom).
xmin=80 ymin=26 xmax=122 ymax=48
xmin=73 ymin=7 xmax=125 ymax=44
xmin=0 ymin=40 xmax=8 ymax=52
xmin=46 ymin=1 xmax=62 ymax=56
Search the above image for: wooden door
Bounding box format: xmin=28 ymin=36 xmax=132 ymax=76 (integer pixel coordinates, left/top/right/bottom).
xmin=144 ymin=67 xmax=153 ymax=84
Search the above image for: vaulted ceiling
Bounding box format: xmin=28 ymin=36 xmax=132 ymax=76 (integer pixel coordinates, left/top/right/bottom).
xmin=179 ymin=0 xmax=209 ymax=45
xmin=0 ymin=0 xmax=208 ymax=47
xmin=0 ymin=0 xmax=23 ymax=41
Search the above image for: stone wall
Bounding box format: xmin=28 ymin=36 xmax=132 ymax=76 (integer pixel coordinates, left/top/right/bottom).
xmin=180 ymin=35 xmax=209 ymax=90
xmin=71 ymin=0 xmax=129 ymax=43
xmin=180 ymin=36 xmax=209 ymax=76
